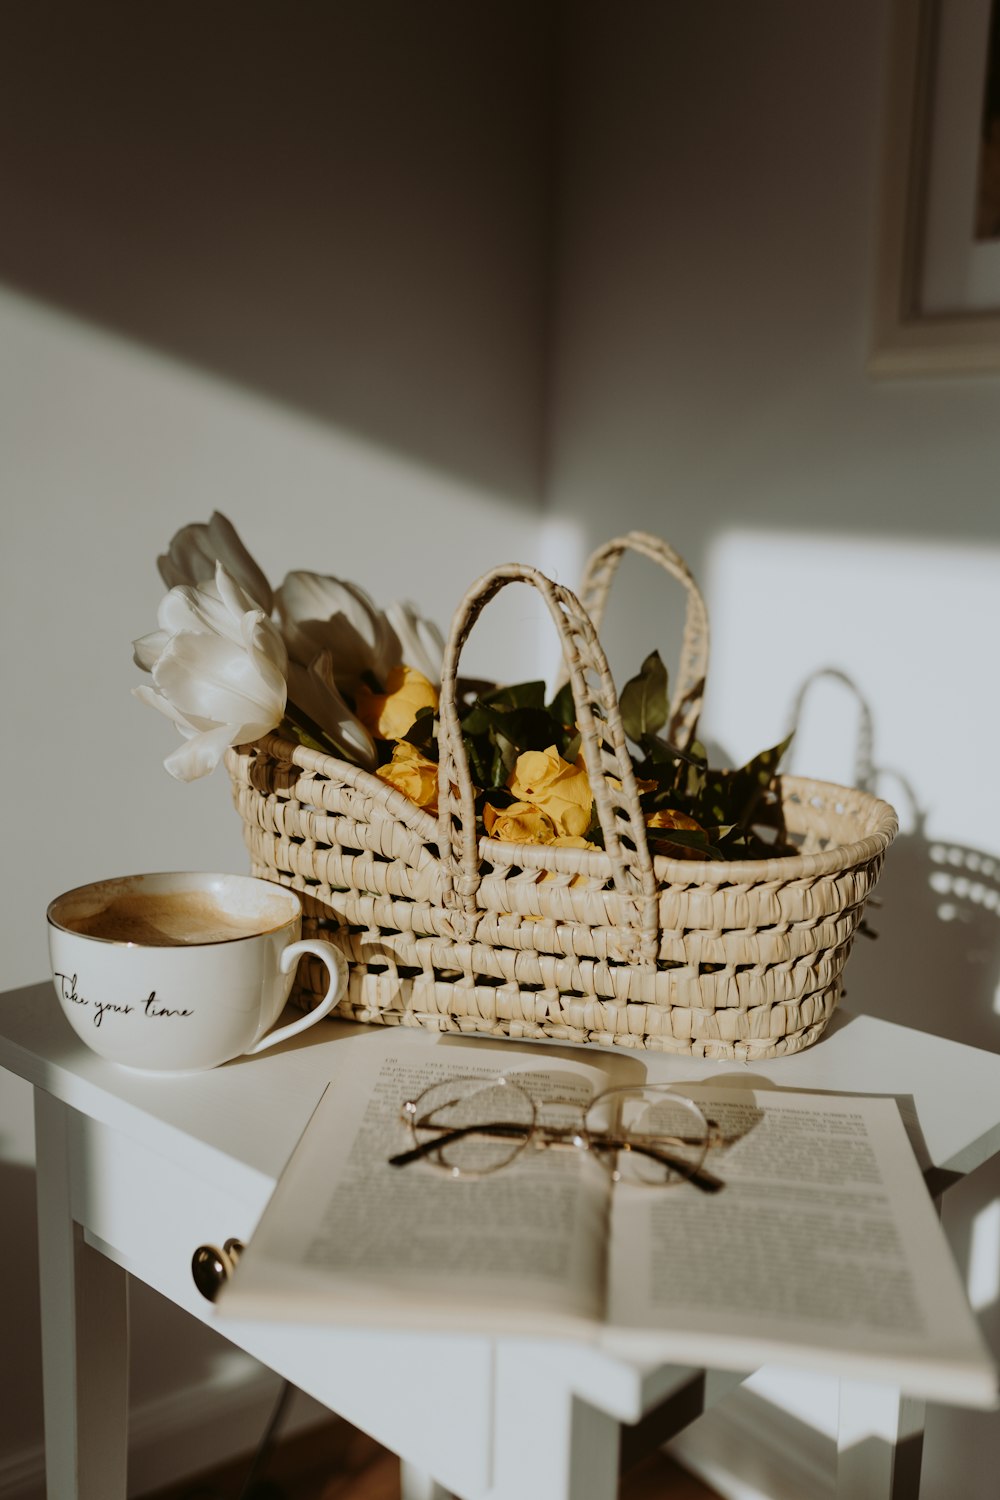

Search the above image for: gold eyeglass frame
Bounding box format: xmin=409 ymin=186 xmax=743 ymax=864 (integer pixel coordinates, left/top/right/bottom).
xmin=388 ymin=1077 xmax=726 ymax=1192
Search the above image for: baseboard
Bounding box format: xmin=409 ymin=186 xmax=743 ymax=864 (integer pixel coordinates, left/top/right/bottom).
xmin=0 ymin=1363 xmax=333 ymax=1500
xmin=667 ymin=1381 xmax=836 ymax=1500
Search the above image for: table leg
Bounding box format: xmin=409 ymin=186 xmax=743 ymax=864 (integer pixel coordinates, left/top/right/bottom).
xmin=33 ymin=1090 xmax=129 ymax=1500
xmin=836 ymin=1382 xmax=925 ymax=1500
xmin=489 ymin=1344 xmax=620 ymax=1500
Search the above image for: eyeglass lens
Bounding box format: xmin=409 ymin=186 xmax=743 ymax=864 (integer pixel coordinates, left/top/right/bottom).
xmin=583 ymin=1088 xmax=710 ymax=1186
xmin=409 ymin=1077 xmax=536 ymax=1176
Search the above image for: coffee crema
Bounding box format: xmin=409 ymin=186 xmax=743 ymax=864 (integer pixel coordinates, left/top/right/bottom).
xmin=61 ymin=889 xmax=289 ymax=947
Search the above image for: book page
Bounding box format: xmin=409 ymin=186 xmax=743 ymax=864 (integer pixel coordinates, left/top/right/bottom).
xmin=603 ymin=1088 xmax=997 ymax=1407
xmin=218 ymin=1029 xmax=636 ymax=1332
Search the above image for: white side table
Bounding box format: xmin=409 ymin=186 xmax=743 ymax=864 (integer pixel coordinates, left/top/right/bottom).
xmin=3 ymin=980 xmax=1000 ymax=1500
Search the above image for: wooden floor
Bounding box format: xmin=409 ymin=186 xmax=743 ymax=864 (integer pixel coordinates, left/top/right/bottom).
xmin=139 ymin=1412 xmax=723 ymax=1500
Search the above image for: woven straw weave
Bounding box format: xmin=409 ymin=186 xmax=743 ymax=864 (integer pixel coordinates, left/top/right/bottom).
xmin=226 ymin=533 xmax=897 ymax=1060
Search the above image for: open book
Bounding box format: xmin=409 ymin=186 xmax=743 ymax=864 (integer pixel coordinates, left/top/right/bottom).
xmin=216 ymin=1030 xmax=998 ymax=1408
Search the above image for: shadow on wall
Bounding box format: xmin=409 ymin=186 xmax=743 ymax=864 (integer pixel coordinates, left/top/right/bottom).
xmin=0 ymin=1 xmax=553 ymax=502
xmin=0 ymin=1164 xmax=44 ymax=1465
xmin=849 ymin=787 xmax=1000 ymax=1053
xmin=785 ymin=668 xmax=1000 ymax=1053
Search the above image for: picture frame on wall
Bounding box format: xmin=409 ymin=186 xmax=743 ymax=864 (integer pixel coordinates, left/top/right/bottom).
xmin=869 ymin=0 xmax=1000 ymax=375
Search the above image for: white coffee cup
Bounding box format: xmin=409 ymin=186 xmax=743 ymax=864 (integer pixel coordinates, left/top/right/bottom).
xmin=47 ymin=871 xmax=348 ymax=1073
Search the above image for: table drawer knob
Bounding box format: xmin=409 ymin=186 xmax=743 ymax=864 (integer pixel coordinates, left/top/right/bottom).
xmin=191 ymin=1238 xmax=244 ymax=1302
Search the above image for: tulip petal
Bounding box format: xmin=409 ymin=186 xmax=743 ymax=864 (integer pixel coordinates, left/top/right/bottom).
xmin=157 ymin=551 xmax=197 ymax=591
xmin=216 ymin=560 xmax=268 ymax=628
xmin=153 ymin=630 xmax=285 ymax=731
xmin=241 ymin=604 xmax=288 ymax=686
xmin=285 ymin=658 xmax=377 ymax=768
xmin=278 ymin=573 xmax=379 ymax=638
xmin=158 ymin=581 xmax=243 ymax=644
xmin=163 ymin=723 xmax=239 ymax=782
xmin=385 ymin=600 xmax=444 ymax=684
xmin=132 ymin=630 xmax=170 ymax=672
xmin=205 ymin=512 xmax=273 ymax=611
xmin=157 ymin=512 xmax=273 ymax=612
xmin=275 ymin=571 xmax=397 ymax=682
xmin=132 ymin=683 xmax=215 ymax=735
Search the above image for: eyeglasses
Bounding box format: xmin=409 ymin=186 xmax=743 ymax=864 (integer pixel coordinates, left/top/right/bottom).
xmin=388 ymin=1076 xmax=726 ymax=1191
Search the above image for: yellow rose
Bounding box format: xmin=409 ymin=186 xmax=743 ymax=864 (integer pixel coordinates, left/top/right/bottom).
xmin=376 ymin=741 xmax=439 ymax=812
xmin=646 ymin=807 xmax=707 ymax=861
xmin=507 ymin=746 xmax=593 ymax=839
xmin=484 ymin=801 xmax=557 ymax=843
xmin=355 ymin=664 xmax=438 ymax=740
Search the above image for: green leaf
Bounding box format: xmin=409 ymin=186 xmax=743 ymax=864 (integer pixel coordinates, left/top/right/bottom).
xmin=401 ymin=706 xmax=438 ymax=757
xmin=548 ymin=680 xmax=576 ymax=727
xmin=740 ymin=732 xmax=793 ymax=783
xmin=480 ymin=680 xmax=547 ymax=710
xmin=562 ymin=730 xmax=581 ymax=764
xmin=475 ymin=703 xmax=564 ymax=755
xmin=726 ymin=732 xmax=794 ymax=819
xmin=646 ymin=826 xmax=724 ymax=861
xmin=451 ymin=662 xmax=800 ymax=863
xmin=619 ymin=651 xmax=668 ymax=744
xmin=459 ymin=700 xmax=493 ymax=736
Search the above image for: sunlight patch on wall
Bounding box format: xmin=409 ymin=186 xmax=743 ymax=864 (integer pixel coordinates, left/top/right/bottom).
xmin=536 ymin=515 xmax=588 ymax=684
xmin=701 ymin=530 xmax=1000 ymax=859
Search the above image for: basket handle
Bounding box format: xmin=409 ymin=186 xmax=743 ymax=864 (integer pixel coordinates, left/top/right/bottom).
xmin=557 ymin=532 xmax=710 ymax=748
xmin=436 ymin=563 xmax=658 ymax=960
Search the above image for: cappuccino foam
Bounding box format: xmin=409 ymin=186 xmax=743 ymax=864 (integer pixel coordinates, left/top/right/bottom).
xmin=64 ymin=889 xmax=289 ymax=946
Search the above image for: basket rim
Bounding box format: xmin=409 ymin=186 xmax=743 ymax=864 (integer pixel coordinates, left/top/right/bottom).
xmin=231 ymin=736 xmax=898 ymax=889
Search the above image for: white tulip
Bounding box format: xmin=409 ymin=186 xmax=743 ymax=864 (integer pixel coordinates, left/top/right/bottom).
xmin=384 ymin=600 xmax=444 ymax=686
xmin=133 ymin=563 xmax=287 ymax=782
xmin=286 ymin=653 xmax=378 ymax=769
xmin=157 ymin=511 xmax=273 ymax=613
xmin=275 ymin=571 xmax=398 ymax=687
xmin=132 ymin=566 xmax=258 ymax=672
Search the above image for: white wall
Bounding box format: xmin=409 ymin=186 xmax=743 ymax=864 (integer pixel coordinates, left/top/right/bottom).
xmin=549 ymin=4 xmax=1000 ymax=1497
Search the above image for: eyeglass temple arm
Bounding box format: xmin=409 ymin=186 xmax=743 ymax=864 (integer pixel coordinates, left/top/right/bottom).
xmin=388 ymin=1122 xmax=724 ymax=1191
xmin=388 ymin=1120 xmax=530 ymax=1168
xmin=600 ymin=1136 xmax=724 ymax=1194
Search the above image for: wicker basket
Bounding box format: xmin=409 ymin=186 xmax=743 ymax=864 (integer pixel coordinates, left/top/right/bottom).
xmin=226 ymin=533 xmax=898 ymax=1060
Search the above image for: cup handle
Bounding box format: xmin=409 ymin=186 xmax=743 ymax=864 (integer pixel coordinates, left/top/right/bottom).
xmin=243 ymin=939 xmax=348 ymax=1055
